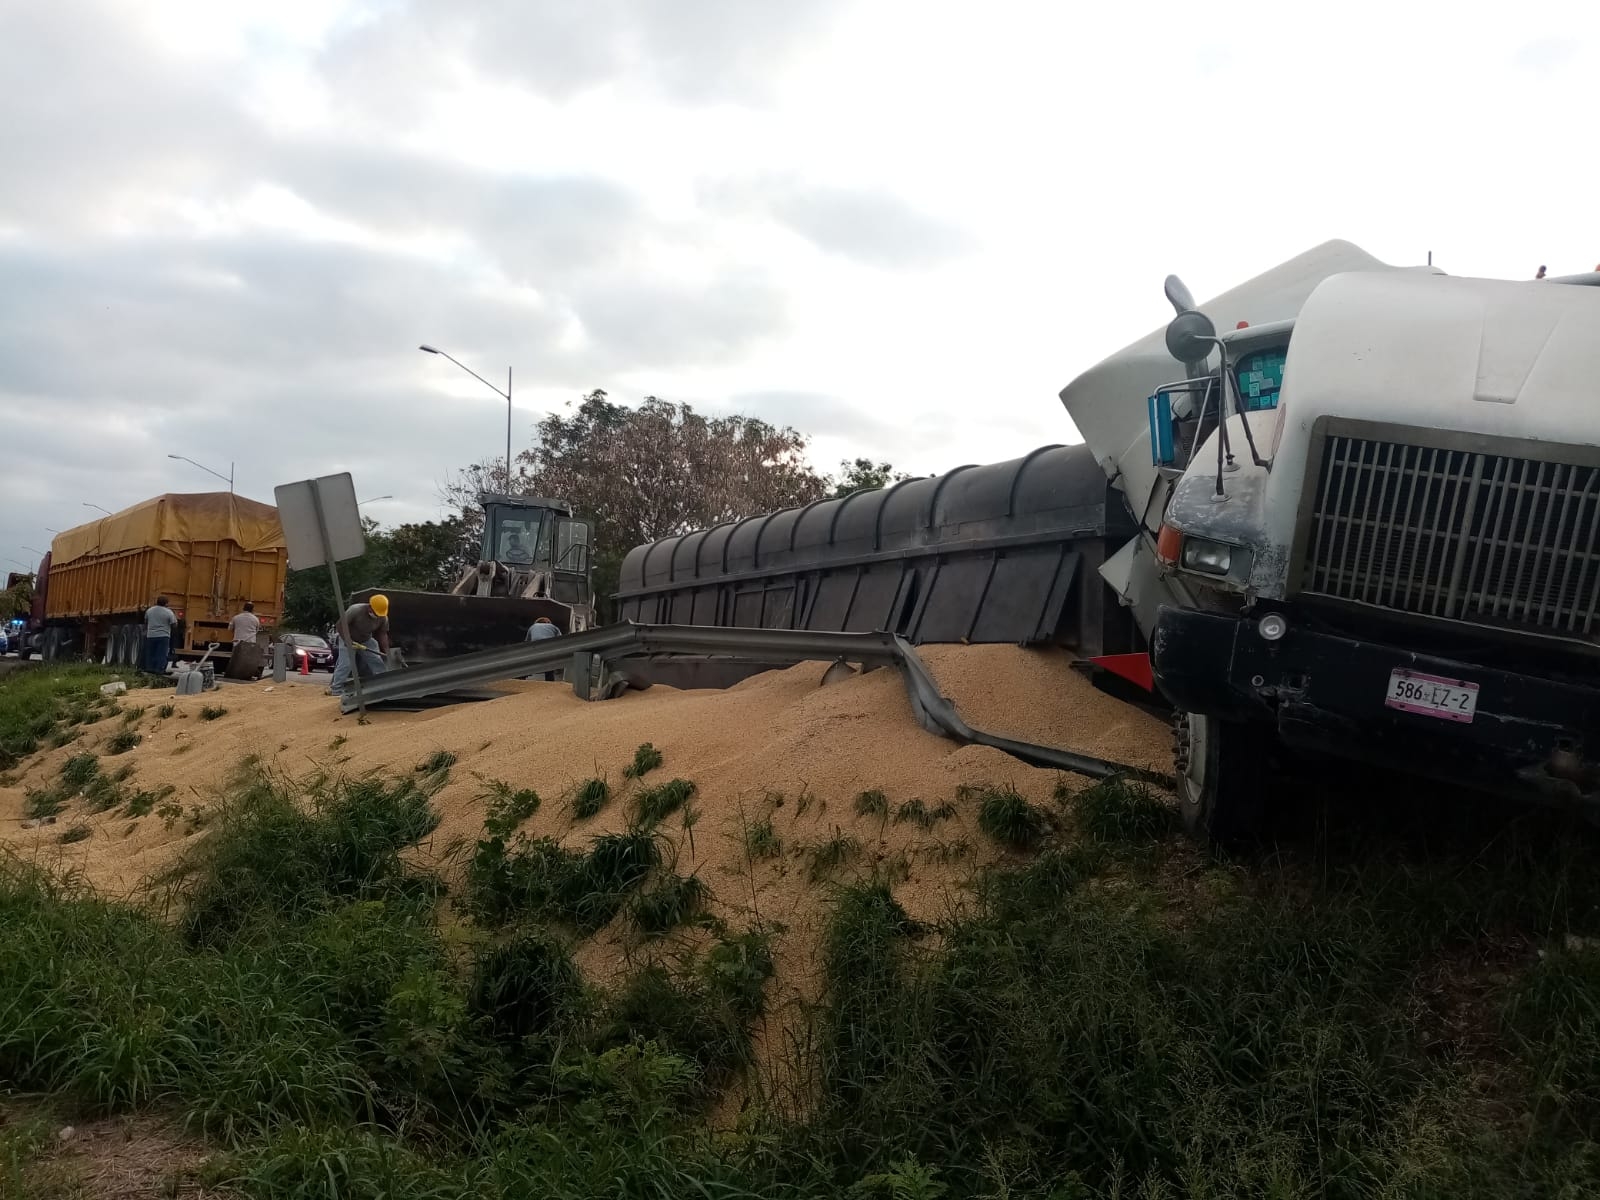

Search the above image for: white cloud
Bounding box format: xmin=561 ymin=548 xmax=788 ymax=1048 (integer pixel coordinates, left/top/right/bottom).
xmin=3 ymin=0 xmax=1598 ymax=577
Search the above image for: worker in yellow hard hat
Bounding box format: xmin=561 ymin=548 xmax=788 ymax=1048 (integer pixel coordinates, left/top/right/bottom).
xmin=329 ymin=594 xmax=393 ymax=697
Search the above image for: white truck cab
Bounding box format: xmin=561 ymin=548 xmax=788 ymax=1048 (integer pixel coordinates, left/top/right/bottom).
xmin=1062 ymin=244 xmax=1600 ymax=840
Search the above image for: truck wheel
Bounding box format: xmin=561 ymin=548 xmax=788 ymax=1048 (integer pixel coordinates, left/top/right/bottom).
xmin=1173 ymin=711 xmax=1271 ymax=847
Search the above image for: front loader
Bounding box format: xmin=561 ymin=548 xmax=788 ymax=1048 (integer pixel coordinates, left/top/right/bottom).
xmin=354 ymin=494 xmax=595 ymax=662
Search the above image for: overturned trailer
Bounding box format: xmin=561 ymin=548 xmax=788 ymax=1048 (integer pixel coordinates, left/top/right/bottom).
xmin=614 ymin=444 xmax=1142 ymax=661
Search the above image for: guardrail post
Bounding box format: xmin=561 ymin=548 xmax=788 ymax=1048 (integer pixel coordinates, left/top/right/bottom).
xmin=272 ymin=642 xmax=288 ymax=682
xmin=569 ymin=651 xmax=598 ymax=700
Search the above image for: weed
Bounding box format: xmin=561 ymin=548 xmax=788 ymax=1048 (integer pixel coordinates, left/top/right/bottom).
xmin=804 ymin=829 xmax=863 ymax=883
xmin=1069 ymin=777 xmax=1173 ymax=844
xmin=743 ymin=815 xmax=782 ymax=861
xmin=572 ymin=776 xmax=610 ymax=820
xmin=973 ymin=785 xmax=1047 ymax=850
xmin=328 ymin=734 xmax=347 ymax=750
xmin=633 ymin=778 xmax=695 ymax=828
xmin=48 ymin=729 xmax=79 ymax=749
xmin=104 ymin=729 xmax=142 ymax=755
xmin=157 ymin=704 xmax=176 ymax=719
xmin=894 ymin=798 xmax=957 ymax=831
xmin=481 ymin=779 xmax=541 ymax=838
xmin=855 ymin=789 xmax=889 ymax=818
xmin=623 ymin=742 xmax=664 ymax=779
xmin=703 ymin=927 xmax=777 ymax=1020
xmin=417 ymin=749 xmax=456 ymax=775
xmin=467 ymin=931 xmax=584 ymax=1047
xmin=157 ymin=801 xmax=183 ymax=829
xmin=24 ymin=788 xmax=64 ymax=821
xmin=60 ymin=752 xmax=100 ymax=791
xmin=0 ymin=664 xmax=126 ymax=769
xmin=58 ymin=823 xmax=92 ymax=845
xmin=467 ymin=829 xmax=660 ymax=932
xmin=198 ymin=705 xmax=228 ymax=722
xmin=121 ymin=705 xmax=146 ymax=726
xmin=629 ymin=873 xmax=710 ymax=936
xmin=162 ymin=766 xmax=441 ymax=947
xmin=111 ymin=763 xmax=134 ymax=782
xmin=123 ymin=786 xmax=173 ymax=818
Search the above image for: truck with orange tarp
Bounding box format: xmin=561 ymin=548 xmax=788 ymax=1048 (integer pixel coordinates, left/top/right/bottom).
xmin=23 ymin=492 xmax=289 ymax=666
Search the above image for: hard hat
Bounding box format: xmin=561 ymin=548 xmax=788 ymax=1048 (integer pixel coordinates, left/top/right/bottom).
xmin=369 ymin=594 xmax=390 ymax=617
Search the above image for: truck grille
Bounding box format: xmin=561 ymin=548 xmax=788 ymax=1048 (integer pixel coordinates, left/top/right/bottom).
xmin=1301 ymin=433 xmax=1600 ymax=638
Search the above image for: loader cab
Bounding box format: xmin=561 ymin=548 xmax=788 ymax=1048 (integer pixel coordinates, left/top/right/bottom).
xmin=479 ymin=494 xmax=594 ymax=610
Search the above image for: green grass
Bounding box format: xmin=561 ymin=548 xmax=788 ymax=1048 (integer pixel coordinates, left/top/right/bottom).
xmin=120 ymin=704 xmax=146 ymax=726
xmin=417 ymin=749 xmax=456 ymax=775
xmin=632 ymin=778 xmax=695 ymax=828
xmin=157 ymin=704 xmax=176 ymax=719
xmin=0 ymin=664 xmax=125 ymax=770
xmin=571 ymin=776 xmax=610 ymax=820
xmin=971 ymin=784 xmax=1047 ymax=850
xmin=104 ymin=729 xmax=141 ymax=755
xmin=23 ymin=787 xmax=64 ymax=821
xmin=742 ymin=815 xmax=782 ymax=861
xmin=198 ymin=705 xmax=228 ymax=722
xmin=465 ymin=828 xmax=661 ymax=933
xmin=627 ymin=873 xmax=709 ymax=936
xmin=854 ymin=788 xmax=888 ymax=818
xmin=60 ymin=752 xmax=99 ymax=791
xmin=802 ymin=829 xmax=862 ymax=883
xmin=893 ymin=798 xmax=957 ymax=830
xmin=1068 ymin=776 xmax=1174 ymax=843
xmin=622 ymin=742 xmax=663 ymax=780
xmin=57 ymin=824 xmax=91 ymax=845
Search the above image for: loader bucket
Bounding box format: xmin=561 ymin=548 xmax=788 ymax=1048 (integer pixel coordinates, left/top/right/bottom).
xmin=350 ymin=587 xmax=571 ymax=662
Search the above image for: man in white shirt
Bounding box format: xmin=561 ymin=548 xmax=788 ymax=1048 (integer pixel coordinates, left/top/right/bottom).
xmin=229 ymin=602 xmax=261 ymax=650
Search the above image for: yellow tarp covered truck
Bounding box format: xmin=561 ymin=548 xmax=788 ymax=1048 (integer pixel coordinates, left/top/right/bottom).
xmin=26 ymin=492 xmax=288 ymax=665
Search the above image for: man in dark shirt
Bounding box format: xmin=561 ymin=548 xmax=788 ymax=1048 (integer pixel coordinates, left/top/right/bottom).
xmin=329 ymin=595 xmax=391 ymax=696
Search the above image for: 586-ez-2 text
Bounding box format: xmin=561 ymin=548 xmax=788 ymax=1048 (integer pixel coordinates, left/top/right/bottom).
xmin=1384 ymin=668 xmax=1479 ymax=724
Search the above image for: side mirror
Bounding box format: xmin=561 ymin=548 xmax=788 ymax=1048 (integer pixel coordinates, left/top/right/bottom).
xmin=1165 ymin=309 xmax=1218 ymax=364
xmin=1163 ymin=274 xmax=1196 ymax=314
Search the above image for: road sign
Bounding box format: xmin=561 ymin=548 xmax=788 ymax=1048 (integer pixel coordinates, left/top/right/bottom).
xmin=273 ymin=473 xmax=370 ymax=717
xmin=274 ymin=474 xmax=364 ymax=571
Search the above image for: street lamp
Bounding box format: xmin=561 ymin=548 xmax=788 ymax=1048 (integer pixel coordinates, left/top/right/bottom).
xmin=21 ymin=546 xmax=46 ymax=558
xmin=419 ymin=345 xmax=512 ymax=488
xmin=83 ymin=503 xmax=112 ymax=516
xmin=167 ymin=454 xmax=234 ymax=493
xmin=359 ymin=495 xmax=394 ymax=505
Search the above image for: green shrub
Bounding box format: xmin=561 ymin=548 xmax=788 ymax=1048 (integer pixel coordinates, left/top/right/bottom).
xmin=1070 ymin=777 xmax=1173 ymax=843
xmin=623 ymin=742 xmax=664 ymax=780
xmin=104 ymin=729 xmax=142 ymax=755
xmin=633 ymin=778 xmax=695 ymax=828
xmin=628 ymin=874 xmax=709 ymax=936
xmin=60 ymin=752 xmax=100 ymax=791
xmin=572 ymin=777 xmax=610 ymax=820
xmin=481 ymin=780 xmax=540 ymax=838
xmin=743 ymin=816 xmax=781 ymax=861
xmin=973 ymin=785 xmax=1047 ymax=850
xmin=803 ymin=830 xmax=862 ymax=883
xmin=198 ymin=706 xmax=228 ymax=722
xmin=854 ymin=789 xmax=888 ymax=818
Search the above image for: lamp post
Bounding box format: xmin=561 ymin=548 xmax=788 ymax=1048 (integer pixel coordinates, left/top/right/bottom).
xmin=358 ymin=495 xmax=394 ymax=505
xmin=419 ymin=345 xmax=512 ymax=488
xmin=21 ymin=546 xmax=47 ymax=558
xmin=167 ymin=454 xmax=234 ymax=493
xmin=83 ymin=503 xmax=112 ymax=516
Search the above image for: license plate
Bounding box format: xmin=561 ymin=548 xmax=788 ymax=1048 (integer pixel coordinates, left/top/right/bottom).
xmin=1384 ymin=668 xmax=1478 ymax=723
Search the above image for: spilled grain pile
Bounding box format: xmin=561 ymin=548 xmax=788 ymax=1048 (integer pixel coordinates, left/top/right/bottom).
xmin=0 ymin=648 xmax=1169 ymax=1098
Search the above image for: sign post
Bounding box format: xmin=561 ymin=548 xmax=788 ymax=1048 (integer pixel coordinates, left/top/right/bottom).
xmin=274 ymin=474 xmax=370 ymax=718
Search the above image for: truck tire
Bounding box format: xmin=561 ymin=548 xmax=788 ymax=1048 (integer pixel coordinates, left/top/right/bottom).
xmin=1173 ymin=711 xmax=1271 ymax=847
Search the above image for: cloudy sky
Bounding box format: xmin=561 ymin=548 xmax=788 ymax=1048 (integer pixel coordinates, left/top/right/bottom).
xmin=2 ymin=0 xmax=1594 ymax=574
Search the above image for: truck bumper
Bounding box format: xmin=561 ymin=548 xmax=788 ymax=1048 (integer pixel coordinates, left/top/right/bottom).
xmin=1151 ymin=607 xmax=1600 ymax=810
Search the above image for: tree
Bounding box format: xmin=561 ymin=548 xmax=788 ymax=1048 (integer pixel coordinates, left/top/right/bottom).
xmin=444 ymin=391 xmax=830 ymax=620
xmin=278 ymin=518 xmax=472 ymax=632
xmin=831 ymin=458 xmax=912 ymax=499
xmin=0 ymin=574 xmax=33 ymax=622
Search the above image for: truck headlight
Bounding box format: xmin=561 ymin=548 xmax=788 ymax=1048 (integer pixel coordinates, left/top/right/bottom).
xmin=1180 ymin=537 xmax=1234 ymax=575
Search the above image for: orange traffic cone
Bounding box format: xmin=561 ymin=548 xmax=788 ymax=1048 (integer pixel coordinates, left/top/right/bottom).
xmin=299 ymin=652 xmax=309 ymax=676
